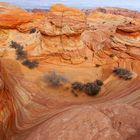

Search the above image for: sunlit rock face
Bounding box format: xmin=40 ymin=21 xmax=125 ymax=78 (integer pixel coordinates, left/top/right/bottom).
xmin=0 ymin=2 xmax=140 ymax=140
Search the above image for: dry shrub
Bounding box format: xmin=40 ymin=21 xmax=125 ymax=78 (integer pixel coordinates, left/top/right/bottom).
xmin=113 ymin=67 xmax=133 ymax=80
xmin=71 ymin=79 xmax=104 ymax=96
xmin=43 ymin=71 xmax=68 ymax=87
xmin=16 ymin=48 xmax=27 ymax=60
xmin=10 ymin=41 xmax=23 ymax=50
xmin=83 ymin=82 xmax=101 ymax=96
xmin=22 ymin=59 xmax=38 ymax=69
xmin=10 ymin=41 xmax=39 ymax=69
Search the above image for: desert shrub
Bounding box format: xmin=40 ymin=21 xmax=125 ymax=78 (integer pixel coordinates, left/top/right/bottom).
xmin=10 ymin=41 xmax=39 ymax=68
xmin=71 ymin=82 xmax=84 ymax=91
xmin=10 ymin=41 xmax=27 ymax=60
xmin=71 ymin=79 xmax=103 ymax=96
xmin=119 ymin=72 xmax=133 ymax=80
xmin=71 ymin=82 xmax=84 ymax=97
xmin=113 ymin=67 xmax=129 ymax=75
xmin=29 ymin=28 xmax=36 ymax=34
xmin=16 ymin=48 xmax=27 ymax=60
xmin=10 ymin=41 xmax=23 ymax=50
xmin=43 ymin=71 xmax=68 ymax=87
xmin=22 ymin=59 xmax=39 ymax=69
xmin=113 ymin=67 xmax=133 ymax=80
xmin=83 ymin=82 xmax=101 ymax=96
xmin=95 ymin=80 xmax=104 ymax=86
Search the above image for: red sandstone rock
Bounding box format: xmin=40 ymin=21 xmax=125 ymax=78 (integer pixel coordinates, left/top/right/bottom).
xmin=0 ymin=3 xmax=140 ymax=140
xmin=95 ymin=7 xmax=140 ymax=18
xmin=25 ymin=104 xmax=140 ymax=140
xmin=0 ymin=2 xmax=33 ymax=28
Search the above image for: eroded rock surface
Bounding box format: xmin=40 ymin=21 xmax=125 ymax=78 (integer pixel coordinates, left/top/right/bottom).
xmin=0 ymin=3 xmax=140 ymax=140
xmin=95 ymin=7 xmax=140 ymax=18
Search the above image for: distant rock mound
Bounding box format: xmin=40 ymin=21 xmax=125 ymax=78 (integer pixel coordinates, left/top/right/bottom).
xmin=95 ymin=7 xmax=140 ymax=18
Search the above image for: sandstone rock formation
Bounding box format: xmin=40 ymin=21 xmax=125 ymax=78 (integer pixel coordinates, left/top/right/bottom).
xmin=0 ymin=2 xmax=140 ymax=140
xmin=95 ymin=7 xmax=140 ymax=18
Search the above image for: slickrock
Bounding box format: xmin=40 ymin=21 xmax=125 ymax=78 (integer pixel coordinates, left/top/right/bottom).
xmin=0 ymin=2 xmax=140 ymax=140
xmin=25 ymin=104 xmax=140 ymax=140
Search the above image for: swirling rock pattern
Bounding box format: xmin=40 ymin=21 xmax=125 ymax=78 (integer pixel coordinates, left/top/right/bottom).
xmin=0 ymin=2 xmax=140 ymax=140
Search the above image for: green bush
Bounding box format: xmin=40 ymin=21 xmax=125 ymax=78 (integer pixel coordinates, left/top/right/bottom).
xmin=16 ymin=48 xmax=27 ymax=60
xmin=71 ymin=79 xmax=103 ymax=96
xmin=10 ymin=41 xmax=39 ymax=69
xmin=113 ymin=67 xmax=133 ymax=80
xmin=10 ymin=41 xmax=23 ymax=50
xmin=10 ymin=41 xmax=27 ymax=60
xmin=71 ymin=82 xmax=84 ymax=91
xmin=83 ymin=82 xmax=101 ymax=96
xmin=22 ymin=59 xmax=39 ymax=69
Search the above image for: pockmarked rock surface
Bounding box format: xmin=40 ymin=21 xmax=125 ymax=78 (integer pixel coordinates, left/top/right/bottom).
xmin=0 ymin=2 xmax=140 ymax=140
